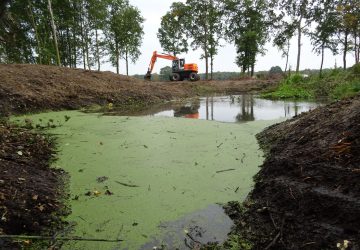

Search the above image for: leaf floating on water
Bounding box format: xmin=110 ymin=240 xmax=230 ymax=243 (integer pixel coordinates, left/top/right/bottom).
xmin=115 ymin=181 xmax=139 ymax=188
xmin=64 ymin=115 xmax=71 ymax=122
xmin=96 ymin=176 xmax=109 ymax=183
xmin=93 ymin=190 xmax=101 ymax=196
xmin=105 ymin=190 xmax=113 ymax=195
xmin=216 ymin=168 xmax=235 ymax=174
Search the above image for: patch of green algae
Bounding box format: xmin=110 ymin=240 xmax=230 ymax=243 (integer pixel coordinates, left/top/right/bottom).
xmin=14 ymin=111 xmax=277 ymax=249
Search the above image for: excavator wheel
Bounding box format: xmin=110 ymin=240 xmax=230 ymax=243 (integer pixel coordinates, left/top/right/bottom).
xmin=171 ymin=73 xmax=181 ymax=81
xmin=189 ymin=72 xmax=199 ymax=82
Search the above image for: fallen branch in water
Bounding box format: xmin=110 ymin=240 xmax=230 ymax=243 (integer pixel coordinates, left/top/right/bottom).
xmin=0 ymin=235 xmax=123 ymax=242
xmin=216 ymin=168 xmax=235 ymax=173
xmin=115 ymin=181 xmax=139 ymax=187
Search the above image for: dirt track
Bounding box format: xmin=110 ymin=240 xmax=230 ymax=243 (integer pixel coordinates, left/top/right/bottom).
xmin=225 ymin=95 xmax=360 ymax=249
xmin=0 ymin=64 xmax=275 ymax=115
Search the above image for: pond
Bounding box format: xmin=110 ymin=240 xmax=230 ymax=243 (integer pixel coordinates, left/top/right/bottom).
xmin=153 ymin=95 xmax=321 ymax=123
xmin=13 ymin=95 xmax=321 ymax=250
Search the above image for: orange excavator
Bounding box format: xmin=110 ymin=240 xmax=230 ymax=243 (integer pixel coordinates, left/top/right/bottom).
xmin=144 ymin=51 xmax=200 ymax=81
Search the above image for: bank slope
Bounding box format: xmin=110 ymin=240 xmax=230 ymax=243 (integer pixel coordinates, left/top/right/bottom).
xmin=225 ymin=94 xmax=360 ymax=249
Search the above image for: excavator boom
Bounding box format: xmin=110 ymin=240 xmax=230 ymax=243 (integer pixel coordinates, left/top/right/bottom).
xmin=145 ymin=51 xmax=178 ymax=80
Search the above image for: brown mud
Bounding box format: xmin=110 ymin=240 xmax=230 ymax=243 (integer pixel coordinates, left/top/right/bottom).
xmin=0 ymin=122 xmax=69 ymax=249
xmin=0 ymin=64 xmax=276 ymax=115
xmin=223 ymin=94 xmax=360 ymax=249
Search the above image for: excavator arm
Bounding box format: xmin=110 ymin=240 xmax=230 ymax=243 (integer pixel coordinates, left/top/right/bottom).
xmin=144 ymin=51 xmax=178 ymax=80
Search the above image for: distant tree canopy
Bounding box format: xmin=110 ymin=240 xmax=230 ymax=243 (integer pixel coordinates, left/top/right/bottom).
xmin=158 ymin=0 xmax=223 ymax=80
xmin=160 ymin=66 xmax=172 ymax=76
xmin=0 ymin=0 xmax=144 ymax=74
xmin=269 ymin=66 xmax=283 ymax=74
xmin=157 ymin=2 xmax=188 ymax=57
xmin=158 ymin=0 xmax=359 ymax=77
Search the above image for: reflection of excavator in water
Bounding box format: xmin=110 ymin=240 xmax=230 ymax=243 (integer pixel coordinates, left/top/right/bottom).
xmin=144 ymin=51 xmax=200 ymax=81
xmin=174 ymin=100 xmax=200 ymax=119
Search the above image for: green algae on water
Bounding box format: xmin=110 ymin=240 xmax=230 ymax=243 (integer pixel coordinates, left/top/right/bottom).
xmin=13 ymin=111 xmax=277 ymax=249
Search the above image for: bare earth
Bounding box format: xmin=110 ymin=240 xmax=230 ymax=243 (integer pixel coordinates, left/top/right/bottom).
xmin=0 ymin=64 xmax=276 ymax=115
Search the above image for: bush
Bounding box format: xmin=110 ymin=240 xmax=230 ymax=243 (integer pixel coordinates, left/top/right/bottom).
xmin=269 ymin=66 xmax=283 ymax=75
xmin=351 ymin=63 xmax=360 ymax=75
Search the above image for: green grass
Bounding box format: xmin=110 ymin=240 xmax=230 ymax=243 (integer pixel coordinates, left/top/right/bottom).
xmin=261 ymin=64 xmax=360 ymax=100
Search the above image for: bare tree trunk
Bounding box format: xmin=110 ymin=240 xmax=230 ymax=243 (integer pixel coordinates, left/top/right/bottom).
xmin=80 ymin=4 xmax=86 ymax=69
xmin=355 ymin=33 xmax=359 ymax=64
xmin=284 ymin=40 xmax=290 ymax=72
xmin=96 ymin=29 xmax=100 ymax=71
xmin=125 ymin=49 xmax=129 ymax=76
xmin=296 ymin=16 xmax=302 ymax=73
xmin=320 ymin=44 xmax=324 ymax=77
xmin=210 ymin=53 xmax=213 ymax=80
xmin=251 ymin=64 xmax=254 ymax=77
xmin=0 ymin=0 xmax=10 ymax=20
xmin=28 ymin=0 xmax=42 ymax=64
xmin=204 ymin=25 xmax=209 ymax=80
xmin=85 ymin=34 xmax=90 ymax=70
xmin=48 ymin=0 xmax=61 ymax=66
xmin=343 ymin=30 xmax=348 ymax=70
xmin=115 ymin=42 xmax=119 ymax=74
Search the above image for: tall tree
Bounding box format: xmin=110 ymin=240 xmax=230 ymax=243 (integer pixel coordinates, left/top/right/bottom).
xmin=119 ymin=6 xmax=144 ymax=76
xmin=224 ymin=0 xmax=269 ymax=76
xmin=271 ymin=0 xmax=314 ymax=73
xmin=185 ymin=0 xmax=223 ymax=80
xmin=311 ymin=0 xmax=338 ymax=76
xmin=48 ymin=0 xmax=60 ymax=66
xmin=335 ymin=0 xmax=360 ymax=68
xmin=157 ymin=2 xmax=188 ymax=57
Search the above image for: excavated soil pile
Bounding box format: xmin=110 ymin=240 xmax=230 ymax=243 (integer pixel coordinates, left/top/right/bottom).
xmin=0 ymin=64 xmax=276 ymax=115
xmin=0 ymin=122 xmax=68 ymax=248
xmin=226 ymin=94 xmax=360 ymax=249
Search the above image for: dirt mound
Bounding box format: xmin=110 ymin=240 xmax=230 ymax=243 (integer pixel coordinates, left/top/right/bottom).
xmin=0 ymin=64 xmax=276 ymax=115
xmin=227 ymin=95 xmax=360 ymax=249
xmin=0 ymin=122 xmax=69 ymax=248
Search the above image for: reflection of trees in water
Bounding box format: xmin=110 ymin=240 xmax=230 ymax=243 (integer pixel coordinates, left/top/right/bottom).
xmin=205 ymin=96 xmax=214 ymax=120
xmin=174 ymin=99 xmax=200 ymax=117
xmin=236 ymin=95 xmax=255 ymax=122
xmin=284 ymin=102 xmax=299 ymax=117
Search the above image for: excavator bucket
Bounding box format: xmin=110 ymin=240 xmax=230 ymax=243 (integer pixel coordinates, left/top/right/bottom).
xmin=144 ymin=70 xmax=151 ymax=80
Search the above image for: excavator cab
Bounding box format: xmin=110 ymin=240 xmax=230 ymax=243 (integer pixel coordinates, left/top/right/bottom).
xmin=172 ymin=59 xmax=185 ymax=71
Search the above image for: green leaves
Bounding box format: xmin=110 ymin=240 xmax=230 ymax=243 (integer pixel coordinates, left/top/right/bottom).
xmin=157 ymin=2 xmax=189 ymax=57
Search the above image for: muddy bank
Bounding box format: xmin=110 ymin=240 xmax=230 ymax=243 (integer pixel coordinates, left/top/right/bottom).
xmin=224 ymin=94 xmax=360 ymax=249
xmin=0 ymin=64 xmax=276 ymax=115
xmin=0 ymin=121 xmax=69 ymax=248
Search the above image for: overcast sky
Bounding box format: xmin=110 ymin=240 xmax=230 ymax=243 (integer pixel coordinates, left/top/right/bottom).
xmin=107 ymin=0 xmax=356 ymax=75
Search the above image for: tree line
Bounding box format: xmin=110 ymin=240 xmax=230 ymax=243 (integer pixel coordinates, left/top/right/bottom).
xmin=0 ymin=0 xmax=144 ymax=75
xmin=158 ymin=0 xmax=360 ymax=79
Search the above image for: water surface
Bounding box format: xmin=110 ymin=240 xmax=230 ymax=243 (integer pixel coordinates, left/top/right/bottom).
xmin=14 ymin=111 xmax=276 ymax=249
xmin=153 ymin=95 xmax=321 ymax=123
xmin=13 ymin=96 xmax=321 ymax=249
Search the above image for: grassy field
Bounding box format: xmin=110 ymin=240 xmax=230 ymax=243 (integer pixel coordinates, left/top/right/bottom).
xmin=261 ymin=63 xmax=360 ymax=100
